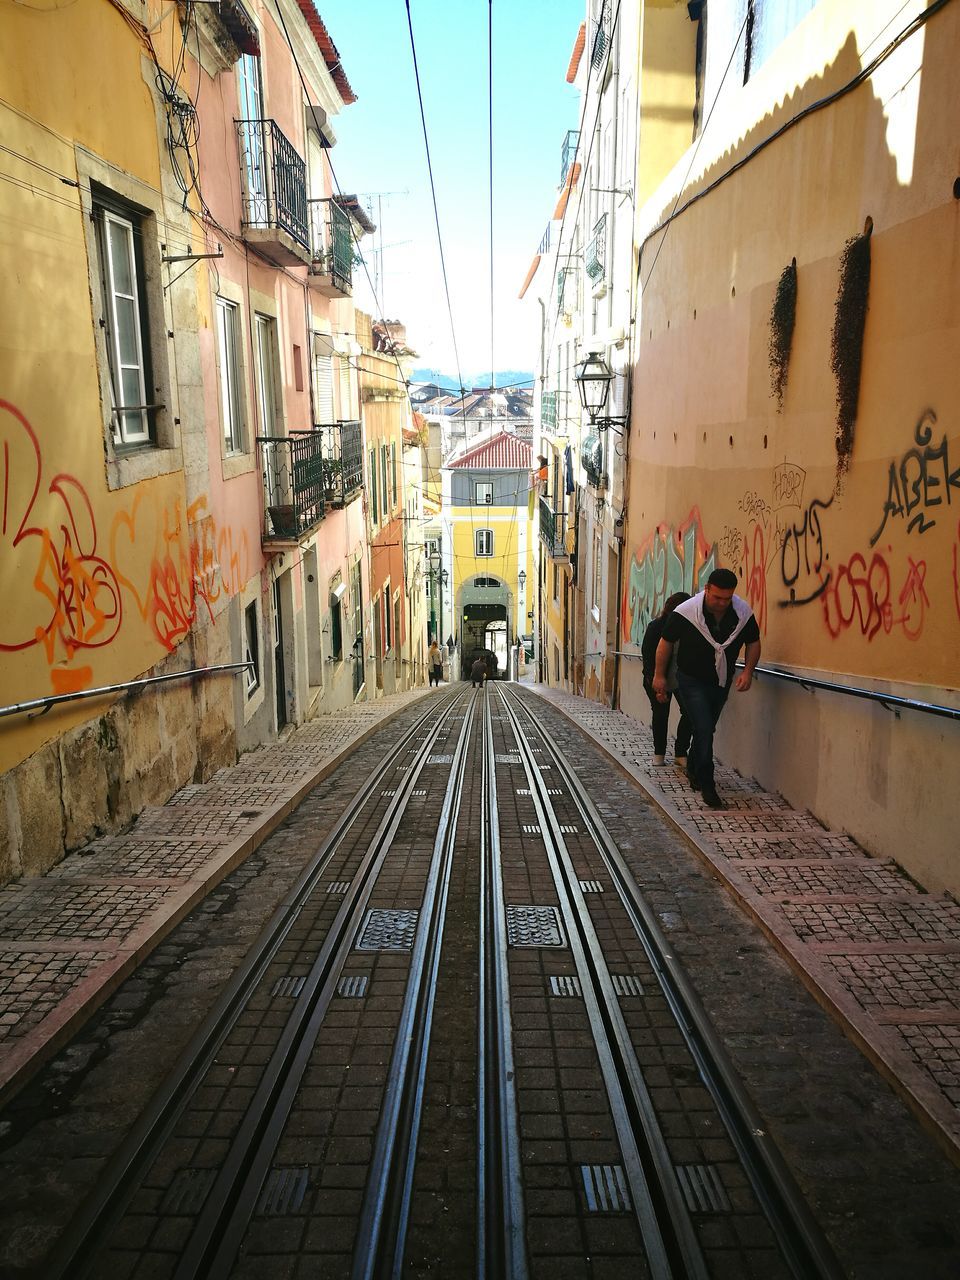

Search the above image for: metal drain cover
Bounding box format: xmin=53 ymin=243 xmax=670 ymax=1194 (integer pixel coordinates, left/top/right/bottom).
xmin=581 ymin=1164 xmax=631 ymax=1213
xmin=356 ymin=908 xmax=419 ymax=951
xmin=505 ymin=905 xmax=565 ymax=947
xmin=337 ymin=975 xmax=369 ymax=998
xmin=162 ymin=1168 xmax=217 ymax=1214
xmin=496 ymin=754 xmax=521 ymax=765
xmin=549 ymin=975 xmax=581 ymax=997
xmin=675 ymin=1164 xmax=731 ymax=1213
xmin=257 ymin=1166 xmax=310 ymax=1216
xmin=612 ymin=974 xmax=644 ymax=997
xmin=427 ymin=754 xmax=453 ymax=765
xmin=578 ymin=879 xmax=603 ymax=893
xmin=271 ymin=975 xmax=306 ymax=998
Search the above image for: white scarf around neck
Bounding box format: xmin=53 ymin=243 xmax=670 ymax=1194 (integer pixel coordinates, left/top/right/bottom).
xmin=674 ymin=591 xmax=753 ymax=686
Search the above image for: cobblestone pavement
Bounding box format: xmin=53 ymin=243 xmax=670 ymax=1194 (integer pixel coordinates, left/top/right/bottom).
xmin=0 ymin=687 xmax=433 ymax=1104
xmin=531 ymin=685 xmax=960 ymax=1160
xmin=0 ymin=684 xmax=959 ymax=1277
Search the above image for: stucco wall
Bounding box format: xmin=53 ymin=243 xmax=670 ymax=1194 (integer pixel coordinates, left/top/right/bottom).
xmin=620 ymin=1 xmax=960 ymax=894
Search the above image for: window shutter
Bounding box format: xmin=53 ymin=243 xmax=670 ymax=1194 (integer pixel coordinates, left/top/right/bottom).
xmin=314 ymin=352 xmax=334 ymax=423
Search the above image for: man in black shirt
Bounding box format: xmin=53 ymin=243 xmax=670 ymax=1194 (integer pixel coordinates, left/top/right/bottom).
xmin=652 ymin=568 xmax=761 ymax=809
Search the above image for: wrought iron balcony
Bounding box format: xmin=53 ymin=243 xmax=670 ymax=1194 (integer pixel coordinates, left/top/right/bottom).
xmin=557 ymin=265 xmax=578 ymax=316
xmin=311 ymin=419 xmax=363 ymax=506
xmin=582 ymin=433 xmax=605 ymax=489
xmin=541 ymin=391 xmax=557 ymax=430
xmin=258 ymin=433 xmax=327 ymax=542
xmin=539 ymin=496 xmax=568 ymax=559
xmin=308 ymin=198 xmax=353 ymax=296
xmin=585 ymin=213 xmax=607 ymax=286
xmin=235 ymin=119 xmax=309 ymax=266
xmin=560 ymin=130 xmax=579 ymax=185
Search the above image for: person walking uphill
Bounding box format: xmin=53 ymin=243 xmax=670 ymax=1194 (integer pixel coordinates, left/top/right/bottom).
xmin=428 ymin=640 xmax=443 ymax=687
xmin=641 ymin=592 xmax=692 ymax=767
xmin=470 ymin=656 xmax=487 ymax=688
xmin=652 ymin=568 xmax=760 ymax=810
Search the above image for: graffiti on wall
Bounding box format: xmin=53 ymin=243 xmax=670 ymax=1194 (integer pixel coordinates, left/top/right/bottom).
xmin=624 ymin=508 xmax=717 ymax=645
xmin=820 ymin=549 xmax=928 ymax=641
xmin=1 ymin=400 xmax=251 ymax=692
xmin=870 ymin=410 xmax=960 ymax=546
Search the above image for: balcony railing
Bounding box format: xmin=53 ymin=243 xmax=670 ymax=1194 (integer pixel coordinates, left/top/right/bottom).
xmin=539 ymin=496 xmax=568 ymax=559
xmin=591 ymin=0 xmax=610 ymax=69
xmin=311 ymin=419 xmax=363 ymax=506
xmin=560 ymin=129 xmax=579 ymax=185
xmin=308 ymin=198 xmax=353 ymax=295
xmin=582 ymin=433 xmax=605 ymax=489
xmin=585 ymin=213 xmax=607 ymax=285
xmin=258 ymin=433 xmax=327 ymax=541
xmin=557 ymin=264 xmax=578 ymax=315
xmin=236 ymin=119 xmax=309 ymax=261
xmin=541 ymin=391 xmax=557 ymax=430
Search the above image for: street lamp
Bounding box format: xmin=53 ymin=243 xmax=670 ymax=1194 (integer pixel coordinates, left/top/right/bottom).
xmin=428 ymin=549 xmax=448 ymax=643
xmin=518 ymin=569 xmax=526 ymax=592
xmin=574 ymin=352 xmax=627 ymax=434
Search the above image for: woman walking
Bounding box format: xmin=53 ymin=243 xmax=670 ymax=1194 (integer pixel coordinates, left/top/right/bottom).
xmin=641 ymin=592 xmax=692 ymax=766
xmin=428 ymin=640 xmax=443 ymax=687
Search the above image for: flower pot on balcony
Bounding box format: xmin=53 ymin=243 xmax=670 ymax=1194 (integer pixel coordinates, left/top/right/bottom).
xmin=268 ymin=504 xmax=298 ymax=538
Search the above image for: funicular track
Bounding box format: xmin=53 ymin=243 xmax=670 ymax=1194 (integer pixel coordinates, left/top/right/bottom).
xmin=47 ymin=687 xmax=474 ymax=1280
xmin=491 ymin=683 xmax=842 ymax=1280
xmin=43 ymin=680 xmax=843 ymax=1280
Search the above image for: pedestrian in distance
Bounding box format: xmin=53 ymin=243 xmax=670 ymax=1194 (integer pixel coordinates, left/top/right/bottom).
xmin=652 ymin=568 xmax=760 ymax=810
xmin=428 ymin=640 xmax=443 ymax=687
xmin=641 ymin=591 xmax=692 ymax=767
xmin=470 ymin=657 xmax=487 ymax=688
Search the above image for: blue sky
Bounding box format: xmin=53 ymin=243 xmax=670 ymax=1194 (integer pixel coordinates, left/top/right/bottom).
xmin=317 ymin=0 xmax=584 ymax=382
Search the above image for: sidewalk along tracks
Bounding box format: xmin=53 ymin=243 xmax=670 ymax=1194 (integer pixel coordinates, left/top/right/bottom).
xmin=529 ymin=685 xmax=960 ymax=1165
xmin=0 ymin=688 xmax=434 ymax=1106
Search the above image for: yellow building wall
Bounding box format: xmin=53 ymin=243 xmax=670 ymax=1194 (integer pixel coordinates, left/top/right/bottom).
xmin=0 ymin=2 xmax=240 ymax=879
xmin=621 ymin=0 xmax=960 ymax=892
xmin=451 ymin=505 xmax=533 ymax=636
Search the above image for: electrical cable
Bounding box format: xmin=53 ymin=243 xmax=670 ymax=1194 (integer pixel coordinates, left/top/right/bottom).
xmin=636 ymin=0 xmax=953 ymax=294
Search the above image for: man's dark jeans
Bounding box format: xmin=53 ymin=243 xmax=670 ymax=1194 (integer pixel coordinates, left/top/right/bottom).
xmin=676 ymin=673 xmax=729 ymax=790
xmin=643 ymin=682 xmax=692 ymax=758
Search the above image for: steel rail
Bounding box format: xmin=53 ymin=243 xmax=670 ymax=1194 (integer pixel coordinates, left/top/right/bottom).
xmin=44 ymin=689 xmax=461 ymax=1280
xmin=477 ymin=685 xmax=529 ymax=1280
xmin=0 ymin=662 xmax=254 ymax=721
xmin=180 ymin=691 xmax=470 ymax=1280
xmin=351 ymin=692 xmax=477 ymax=1280
xmin=496 ymin=685 xmax=703 ymax=1280
xmin=503 ymin=686 xmax=845 ymax=1280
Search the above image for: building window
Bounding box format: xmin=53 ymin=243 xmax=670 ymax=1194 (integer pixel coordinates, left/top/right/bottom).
xmin=391 ymin=442 xmax=398 ymax=508
xmin=254 ymin=313 xmax=279 ymax=437
xmin=476 ymin=529 xmax=493 ymax=557
xmin=93 ymin=197 xmax=152 ymax=446
xmin=380 ymin=445 xmax=390 ymax=518
xmin=383 ymin=582 xmax=392 ymax=652
xmin=394 ymin=594 xmax=401 ymax=656
xmin=475 ymin=481 xmax=493 ymax=505
xmin=369 ymin=448 xmax=379 ymax=522
xmin=216 ymin=297 xmax=245 ymax=452
xmin=474 ymin=576 xmax=498 ymax=588
xmin=593 ymin=532 xmax=603 ymax=610
xmin=244 ymin=601 xmax=260 ymax=696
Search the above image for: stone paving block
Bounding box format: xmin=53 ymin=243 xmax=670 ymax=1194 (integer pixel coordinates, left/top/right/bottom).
xmin=0 ymin=880 xmax=175 ymax=944
xmin=782 ymin=899 xmax=960 ymax=946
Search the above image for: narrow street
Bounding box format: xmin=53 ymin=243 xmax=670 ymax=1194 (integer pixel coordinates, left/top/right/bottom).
xmin=1 ymin=685 xmax=958 ymax=1278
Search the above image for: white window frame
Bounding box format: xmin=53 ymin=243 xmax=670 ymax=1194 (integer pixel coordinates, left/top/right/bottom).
xmin=216 ymin=297 xmax=245 ymax=453
xmin=96 ymin=205 xmax=150 ymax=446
xmin=244 ymin=600 xmax=260 ymax=696
xmin=475 ymin=481 xmax=493 ymax=505
xmin=476 ymin=528 xmax=494 ymax=557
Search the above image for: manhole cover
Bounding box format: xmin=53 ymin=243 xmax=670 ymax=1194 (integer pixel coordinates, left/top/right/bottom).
xmin=505 ymin=905 xmax=565 ymax=947
xmin=356 ymin=908 xmax=419 ymax=951
xmin=581 ymin=1164 xmax=631 ymax=1213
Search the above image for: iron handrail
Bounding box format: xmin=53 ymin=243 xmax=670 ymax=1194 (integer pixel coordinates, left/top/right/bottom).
xmin=0 ymin=662 xmax=254 ymax=721
xmin=612 ymin=653 xmax=959 ymax=723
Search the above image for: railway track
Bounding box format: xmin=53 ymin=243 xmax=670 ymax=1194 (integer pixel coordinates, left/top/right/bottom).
xmin=45 ymin=683 xmax=840 ymax=1279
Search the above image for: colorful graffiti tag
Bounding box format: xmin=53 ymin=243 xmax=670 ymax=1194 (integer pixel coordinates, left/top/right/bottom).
xmin=1 ymin=400 xmax=251 ymax=691
xmin=624 ymin=508 xmax=717 ymax=646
